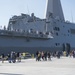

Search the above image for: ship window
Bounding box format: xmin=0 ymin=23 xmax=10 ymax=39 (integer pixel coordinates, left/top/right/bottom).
xmin=46 ymin=32 xmax=49 ymax=35
xmin=56 ymin=33 xmax=58 ymax=36
xmin=58 ymin=28 xmax=60 ymax=31
xmin=70 ymin=29 xmax=75 ymax=34
xmin=55 ymin=43 xmax=60 ymax=46
xmin=53 ymin=27 xmax=60 ymax=31
xmin=55 ymin=43 xmax=58 ymax=46
xmin=39 ymin=32 xmax=43 ymax=34
xmin=12 ymin=21 xmax=16 ymax=24
xmin=68 ymin=30 xmax=70 ymax=33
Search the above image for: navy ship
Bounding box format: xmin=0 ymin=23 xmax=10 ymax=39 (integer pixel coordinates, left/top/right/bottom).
xmin=0 ymin=0 xmax=75 ymax=54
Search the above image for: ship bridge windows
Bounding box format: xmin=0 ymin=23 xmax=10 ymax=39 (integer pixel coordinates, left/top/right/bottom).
xmin=9 ymin=20 xmax=16 ymax=24
xmin=53 ymin=27 xmax=60 ymax=31
xmin=55 ymin=43 xmax=60 ymax=46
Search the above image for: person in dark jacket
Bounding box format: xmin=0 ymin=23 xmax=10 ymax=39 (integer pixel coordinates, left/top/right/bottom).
xmin=48 ymin=52 xmax=51 ymax=60
xmin=1 ymin=54 xmax=5 ymax=63
xmin=7 ymin=54 xmax=11 ymax=63
xmin=36 ymin=51 xmax=39 ymax=61
xmin=44 ymin=52 xmax=47 ymax=61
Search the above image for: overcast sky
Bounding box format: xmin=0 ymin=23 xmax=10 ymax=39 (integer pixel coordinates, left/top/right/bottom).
xmin=0 ymin=0 xmax=75 ymax=27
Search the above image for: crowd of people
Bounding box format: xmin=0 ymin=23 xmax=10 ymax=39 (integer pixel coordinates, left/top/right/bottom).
xmin=36 ymin=51 xmax=61 ymax=61
xmin=0 ymin=51 xmax=22 ymax=63
xmin=35 ymin=50 xmax=75 ymax=61
xmin=0 ymin=50 xmax=75 ymax=63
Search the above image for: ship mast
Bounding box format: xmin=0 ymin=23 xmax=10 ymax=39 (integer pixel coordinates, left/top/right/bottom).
xmin=44 ymin=0 xmax=65 ymax=21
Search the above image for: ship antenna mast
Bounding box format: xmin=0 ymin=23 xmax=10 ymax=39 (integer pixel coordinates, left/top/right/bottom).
xmin=71 ymin=11 xmax=73 ymax=23
xmin=27 ymin=5 xmax=30 ymax=15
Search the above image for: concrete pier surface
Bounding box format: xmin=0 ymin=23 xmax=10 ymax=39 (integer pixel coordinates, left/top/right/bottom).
xmin=0 ymin=57 xmax=75 ymax=75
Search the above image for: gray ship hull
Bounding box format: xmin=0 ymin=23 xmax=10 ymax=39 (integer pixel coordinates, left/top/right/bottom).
xmin=0 ymin=34 xmax=61 ymax=55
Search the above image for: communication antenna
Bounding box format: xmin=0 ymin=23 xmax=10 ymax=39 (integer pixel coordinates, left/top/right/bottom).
xmin=27 ymin=5 xmax=30 ymax=15
xmin=71 ymin=11 xmax=73 ymax=23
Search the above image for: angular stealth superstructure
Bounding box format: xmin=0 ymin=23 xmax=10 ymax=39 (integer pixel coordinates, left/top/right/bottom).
xmin=45 ymin=0 xmax=65 ymax=21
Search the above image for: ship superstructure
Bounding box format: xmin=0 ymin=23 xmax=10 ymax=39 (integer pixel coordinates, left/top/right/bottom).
xmin=0 ymin=0 xmax=75 ymax=54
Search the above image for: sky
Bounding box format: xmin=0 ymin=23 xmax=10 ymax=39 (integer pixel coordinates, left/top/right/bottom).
xmin=0 ymin=0 xmax=75 ymax=27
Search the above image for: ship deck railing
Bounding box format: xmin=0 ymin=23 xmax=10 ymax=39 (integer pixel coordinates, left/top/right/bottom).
xmin=0 ymin=29 xmax=53 ymax=39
